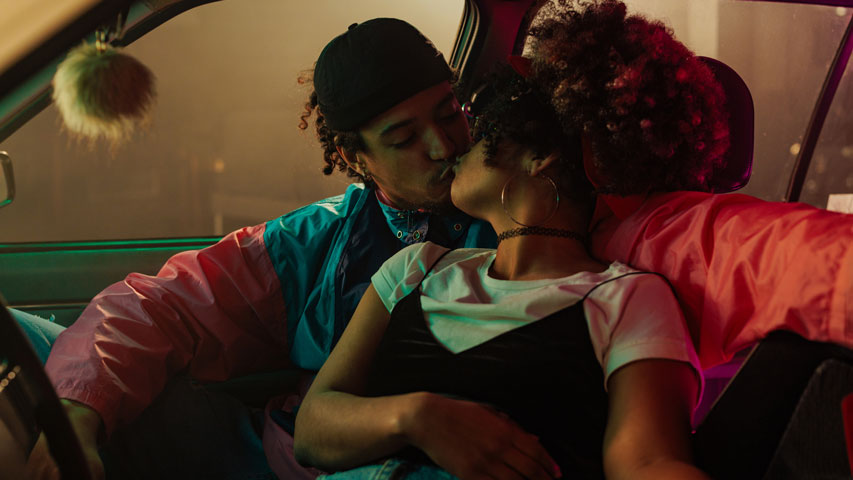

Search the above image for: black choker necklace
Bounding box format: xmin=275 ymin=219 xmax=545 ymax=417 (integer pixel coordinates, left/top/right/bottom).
xmin=496 ymin=226 xmax=586 ymax=245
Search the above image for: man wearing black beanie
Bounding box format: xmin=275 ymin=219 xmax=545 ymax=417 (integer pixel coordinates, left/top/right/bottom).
xmin=29 ymin=18 xmax=496 ymax=480
xmin=308 ymin=17 xmax=472 ymax=213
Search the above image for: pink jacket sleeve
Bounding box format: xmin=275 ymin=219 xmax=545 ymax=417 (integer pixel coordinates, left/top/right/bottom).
xmin=590 ymin=191 xmax=853 ymax=369
xmin=45 ymin=223 xmax=289 ymax=435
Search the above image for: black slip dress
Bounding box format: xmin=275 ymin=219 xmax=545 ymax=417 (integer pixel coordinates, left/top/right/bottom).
xmin=364 ymin=250 xmax=611 ymax=479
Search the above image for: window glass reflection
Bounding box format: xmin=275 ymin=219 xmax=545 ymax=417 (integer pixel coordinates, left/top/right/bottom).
xmin=801 ymin=36 xmax=853 ymax=211
xmin=0 ymin=0 xmax=464 ymax=242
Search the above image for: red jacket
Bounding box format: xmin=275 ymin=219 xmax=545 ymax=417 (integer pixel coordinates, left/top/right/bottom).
xmin=591 ymin=191 xmax=853 ymax=368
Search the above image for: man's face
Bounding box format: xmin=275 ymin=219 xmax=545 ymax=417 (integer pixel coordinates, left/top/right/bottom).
xmin=356 ymin=81 xmax=470 ymax=212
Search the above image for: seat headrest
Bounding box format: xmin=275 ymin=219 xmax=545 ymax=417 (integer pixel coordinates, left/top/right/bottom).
xmin=700 ymin=56 xmax=754 ymax=193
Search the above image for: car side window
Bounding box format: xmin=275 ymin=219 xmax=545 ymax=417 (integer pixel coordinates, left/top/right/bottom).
xmin=0 ymin=0 xmax=464 ymax=242
xmin=802 ymin=53 xmax=853 ymax=212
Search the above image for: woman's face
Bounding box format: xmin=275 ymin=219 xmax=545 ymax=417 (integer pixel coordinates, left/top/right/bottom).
xmin=450 ymin=139 xmax=521 ymax=220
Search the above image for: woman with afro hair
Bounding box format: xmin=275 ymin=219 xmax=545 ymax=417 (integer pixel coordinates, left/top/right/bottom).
xmin=518 ymin=0 xmax=729 ymax=197
xmin=294 ymin=2 xmax=712 ymax=479
xmin=574 ymin=0 xmax=852 ymax=370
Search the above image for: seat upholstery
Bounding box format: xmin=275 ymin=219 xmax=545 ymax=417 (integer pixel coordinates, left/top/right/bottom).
xmin=693 ymin=331 xmax=853 ymax=479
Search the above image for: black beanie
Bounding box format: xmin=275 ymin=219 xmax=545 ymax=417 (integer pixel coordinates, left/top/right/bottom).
xmin=314 ymin=18 xmax=453 ymax=132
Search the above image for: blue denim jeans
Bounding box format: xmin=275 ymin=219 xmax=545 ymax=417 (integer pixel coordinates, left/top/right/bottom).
xmin=319 ymin=459 xmax=457 ymax=480
xmin=10 ymin=308 xmax=64 ymax=363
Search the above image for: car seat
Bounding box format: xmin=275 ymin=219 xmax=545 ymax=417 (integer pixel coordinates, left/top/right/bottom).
xmin=693 ymin=331 xmax=853 ymax=479
xmin=699 ymin=56 xmax=754 ymax=193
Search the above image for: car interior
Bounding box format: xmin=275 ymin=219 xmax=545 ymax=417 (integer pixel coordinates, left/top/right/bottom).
xmin=0 ymin=292 xmax=92 ymax=479
xmin=1 ymin=0 xmax=852 ymax=478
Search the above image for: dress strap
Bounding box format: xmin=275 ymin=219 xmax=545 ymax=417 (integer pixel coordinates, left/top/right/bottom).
xmin=416 ymin=247 xmax=453 ymax=291
xmin=581 ymin=270 xmax=677 ymax=302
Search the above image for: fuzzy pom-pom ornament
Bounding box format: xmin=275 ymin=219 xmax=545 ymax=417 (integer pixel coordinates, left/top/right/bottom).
xmin=52 ymin=39 xmax=156 ymax=146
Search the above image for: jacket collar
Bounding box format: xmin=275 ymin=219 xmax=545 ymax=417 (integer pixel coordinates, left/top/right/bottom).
xmin=374 ymin=190 xmax=472 ymax=246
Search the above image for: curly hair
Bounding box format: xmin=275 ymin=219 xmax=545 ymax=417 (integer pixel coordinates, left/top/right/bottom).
xmin=298 ymin=87 xmax=372 ymax=188
xmin=472 ymin=65 xmax=593 ymax=205
xmin=477 ymin=0 xmax=730 ymax=195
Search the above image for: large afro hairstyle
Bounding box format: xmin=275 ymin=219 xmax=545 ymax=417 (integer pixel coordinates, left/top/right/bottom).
xmin=474 ymin=0 xmax=730 ymax=196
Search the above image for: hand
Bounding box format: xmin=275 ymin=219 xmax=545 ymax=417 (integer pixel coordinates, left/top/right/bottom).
xmin=405 ymin=393 xmax=561 ymax=480
xmin=26 ymin=399 xmax=105 ymax=480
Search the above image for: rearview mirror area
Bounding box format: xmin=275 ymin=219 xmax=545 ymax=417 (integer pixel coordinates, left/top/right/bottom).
xmin=0 ymin=152 xmax=15 ymax=209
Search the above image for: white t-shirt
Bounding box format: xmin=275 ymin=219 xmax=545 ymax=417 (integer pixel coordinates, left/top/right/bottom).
xmin=371 ymin=242 xmax=702 ymax=391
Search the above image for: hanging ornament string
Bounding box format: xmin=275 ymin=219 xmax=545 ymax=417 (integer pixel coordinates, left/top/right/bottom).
xmin=95 ymin=29 xmax=108 ymax=53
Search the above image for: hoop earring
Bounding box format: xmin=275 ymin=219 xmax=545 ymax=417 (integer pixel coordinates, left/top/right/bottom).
xmin=501 ymin=173 xmax=560 ymax=227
